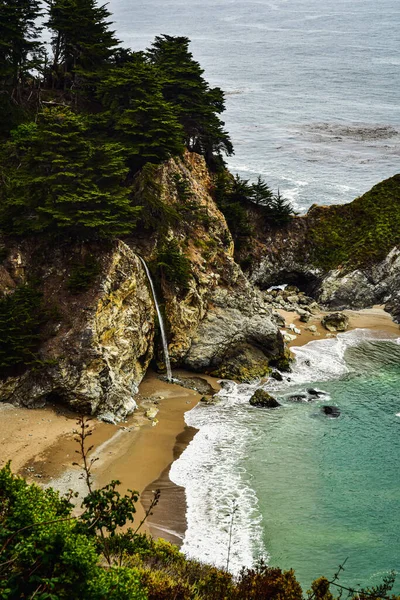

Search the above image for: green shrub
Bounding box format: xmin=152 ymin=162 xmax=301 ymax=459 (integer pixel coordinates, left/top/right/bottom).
xmin=156 ymin=239 xmax=192 ymax=292
xmin=67 ymin=254 xmax=101 ymax=293
xmin=0 ymin=283 xmax=44 ymax=374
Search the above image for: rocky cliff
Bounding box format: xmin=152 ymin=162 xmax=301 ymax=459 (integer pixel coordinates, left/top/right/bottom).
xmin=246 ymin=175 xmax=400 ymax=321
xmin=0 ymin=151 xmax=284 ymax=420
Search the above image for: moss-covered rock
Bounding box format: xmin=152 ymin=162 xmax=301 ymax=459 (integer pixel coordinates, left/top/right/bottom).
xmin=249 ymin=389 xmax=280 ymax=408
xmin=321 ymin=312 xmax=349 ymax=332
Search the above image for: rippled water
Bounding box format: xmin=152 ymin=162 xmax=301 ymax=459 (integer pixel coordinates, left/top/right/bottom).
xmin=171 ymin=331 xmax=400 ymax=591
xmin=109 ymin=0 xmax=400 ymax=210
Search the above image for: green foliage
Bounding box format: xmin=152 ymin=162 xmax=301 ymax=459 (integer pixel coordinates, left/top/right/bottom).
xmin=81 ymin=480 xmax=139 ymax=536
xmin=214 ymin=172 xmax=295 ymax=245
xmin=0 ymin=0 xmax=43 ymax=89
xmin=156 ymin=239 xmax=192 ymax=292
xmin=235 ymin=561 xmax=303 ymax=600
xmin=97 ymin=52 xmax=184 ymax=171
xmin=46 ymin=0 xmax=119 ymax=89
xmin=148 ymin=35 xmax=233 ymax=163
xmin=0 ymin=108 xmax=140 ymax=237
xmin=67 ymin=254 xmax=101 ymax=293
xmin=0 ymin=283 xmax=44 ymax=374
xmin=133 ymin=163 xmax=179 ymax=231
xmin=308 ymin=174 xmax=400 ymax=270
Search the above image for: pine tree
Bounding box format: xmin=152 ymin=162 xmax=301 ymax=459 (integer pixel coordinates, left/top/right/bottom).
xmin=97 ymin=52 xmax=185 ymax=171
xmin=0 ymin=0 xmax=43 ymax=120
xmin=269 ymin=190 xmax=296 ymax=224
xmin=46 ymin=0 xmax=119 ymax=88
xmin=0 ymin=108 xmax=140 ymax=238
xmin=251 ymin=176 xmax=274 ymax=206
xmin=147 ymin=35 xmax=233 ymax=163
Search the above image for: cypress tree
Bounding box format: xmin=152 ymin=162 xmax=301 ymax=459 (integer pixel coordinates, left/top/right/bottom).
xmin=97 ymin=52 xmax=185 ymax=171
xmin=0 ymin=108 xmax=140 ymax=238
xmin=0 ymin=0 xmax=43 ymax=129
xmin=46 ymin=0 xmax=119 ymax=88
xmin=147 ymin=35 xmax=233 ymax=163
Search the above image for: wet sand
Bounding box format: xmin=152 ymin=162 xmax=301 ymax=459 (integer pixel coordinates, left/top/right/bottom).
xmin=0 ymin=306 xmax=398 ymax=547
xmin=278 ymin=306 xmax=400 ymax=348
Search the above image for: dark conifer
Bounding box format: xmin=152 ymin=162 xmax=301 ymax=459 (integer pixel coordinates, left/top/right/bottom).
xmin=147 ymin=35 xmax=233 ymax=163
xmin=0 ymin=108 xmax=140 ymax=237
xmin=46 ymin=0 xmax=119 ymax=88
xmin=97 ymin=52 xmax=185 ymax=171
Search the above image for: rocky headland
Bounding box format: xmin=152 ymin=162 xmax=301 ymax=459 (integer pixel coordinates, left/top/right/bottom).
xmin=0 ymin=155 xmax=399 ymax=422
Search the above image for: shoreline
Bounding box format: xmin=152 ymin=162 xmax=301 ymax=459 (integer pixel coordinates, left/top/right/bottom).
xmin=0 ymin=306 xmax=398 ymax=551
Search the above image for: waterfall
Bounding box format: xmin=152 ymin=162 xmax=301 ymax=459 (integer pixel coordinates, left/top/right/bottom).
xmin=138 ymin=256 xmax=172 ymax=382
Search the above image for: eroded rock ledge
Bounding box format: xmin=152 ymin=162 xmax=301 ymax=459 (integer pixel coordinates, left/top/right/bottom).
xmin=247 ymin=175 xmax=400 ymax=321
xmin=0 ymin=152 xmax=284 ymax=420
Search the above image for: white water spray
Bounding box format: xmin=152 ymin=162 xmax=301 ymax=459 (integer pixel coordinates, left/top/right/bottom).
xmin=138 ymin=256 xmax=172 ymax=381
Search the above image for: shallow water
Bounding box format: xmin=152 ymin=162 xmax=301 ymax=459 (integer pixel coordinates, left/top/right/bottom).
xmin=109 ymin=0 xmax=400 ymax=210
xmin=171 ymin=331 xmax=400 ymax=591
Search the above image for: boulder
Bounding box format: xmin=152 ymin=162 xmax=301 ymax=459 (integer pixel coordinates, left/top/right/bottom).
xmin=307 ymin=388 xmax=324 ymax=398
xmin=288 ymin=393 xmax=308 ymax=402
xmin=249 ymin=389 xmax=280 ymax=408
xmin=299 ymin=312 xmax=311 ymax=323
xmin=322 ymin=405 xmax=340 ymax=417
xmin=270 ymin=370 xmax=283 ymax=382
xmin=321 ymin=312 xmax=349 ymax=332
xmin=184 ymin=285 xmax=284 ymax=381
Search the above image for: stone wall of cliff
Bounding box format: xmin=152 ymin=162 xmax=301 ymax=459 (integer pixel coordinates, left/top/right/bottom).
xmin=245 ymin=174 xmax=400 ymax=321
xmin=0 ymin=151 xmax=284 ymax=420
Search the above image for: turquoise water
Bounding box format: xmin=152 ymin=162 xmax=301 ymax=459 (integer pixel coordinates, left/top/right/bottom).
xmin=247 ymin=341 xmax=400 ymax=591
xmin=171 ymin=332 xmax=400 ymax=592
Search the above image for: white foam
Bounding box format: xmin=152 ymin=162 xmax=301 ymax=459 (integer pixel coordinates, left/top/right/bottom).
xmin=170 ymin=381 xmax=265 ymax=573
xmin=171 ymin=329 xmax=400 ymax=572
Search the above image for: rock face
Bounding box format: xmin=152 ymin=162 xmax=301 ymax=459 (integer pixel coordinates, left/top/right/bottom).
xmin=245 ymin=176 xmax=400 ymax=322
xmin=0 ymin=241 xmax=156 ymax=422
xmin=249 ymin=389 xmax=280 ymax=408
xmin=0 ymin=152 xmax=285 ymax=419
xmin=183 ymin=284 xmax=284 ymax=380
xmin=321 ymin=312 xmax=349 ymax=332
xmin=137 ymin=151 xmax=285 ymax=382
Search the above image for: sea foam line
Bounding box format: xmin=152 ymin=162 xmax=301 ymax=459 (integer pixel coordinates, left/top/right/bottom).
xmin=171 ymin=329 xmax=400 ymax=572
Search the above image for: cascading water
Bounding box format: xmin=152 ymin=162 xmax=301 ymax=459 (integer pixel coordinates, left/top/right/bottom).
xmin=138 ymin=256 xmax=172 ymax=381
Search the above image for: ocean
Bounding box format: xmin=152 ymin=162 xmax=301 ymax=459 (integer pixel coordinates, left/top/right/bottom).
xmin=109 ymin=0 xmax=400 ymax=211
xmin=108 ymin=0 xmax=400 ymax=589
xmin=170 ymin=331 xmax=400 ymax=591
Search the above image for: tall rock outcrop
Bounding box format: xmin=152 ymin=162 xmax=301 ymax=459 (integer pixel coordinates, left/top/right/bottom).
xmin=0 ymin=241 xmax=155 ymax=422
xmin=0 ymin=151 xmax=284 ymax=419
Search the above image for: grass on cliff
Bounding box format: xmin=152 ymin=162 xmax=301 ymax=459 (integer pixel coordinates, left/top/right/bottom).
xmin=308 ymin=174 xmax=400 ymax=271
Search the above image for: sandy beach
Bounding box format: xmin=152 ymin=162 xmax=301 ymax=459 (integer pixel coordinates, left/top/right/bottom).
xmin=1 ymin=305 xmax=398 ymax=547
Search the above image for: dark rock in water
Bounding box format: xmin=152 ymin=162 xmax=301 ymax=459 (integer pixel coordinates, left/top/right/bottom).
xmin=200 ymin=394 xmax=220 ymax=405
xmin=321 ymin=312 xmax=349 ymax=332
xmin=180 ymin=376 xmax=217 ymax=395
xmin=249 ymin=389 xmax=281 ymax=408
xmin=322 ymin=405 xmax=340 ymax=417
xmin=288 ymin=394 xmax=308 ymax=403
xmin=270 ymin=370 xmax=283 ymax=381
xmin=307 ymin=388 xmax=324 ymax=398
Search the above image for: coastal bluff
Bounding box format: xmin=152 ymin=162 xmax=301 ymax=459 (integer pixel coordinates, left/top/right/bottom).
xmin=0 ymin=152 xmax=284 ymax=421
xmin=244 ymin=174 xmax=400 ymax=322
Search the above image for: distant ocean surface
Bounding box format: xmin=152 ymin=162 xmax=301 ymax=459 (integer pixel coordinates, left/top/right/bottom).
xmin=109 ymin=0 xmax=400 ymax=211
xmin=108 ymin=0 xmax=400 ymax=590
